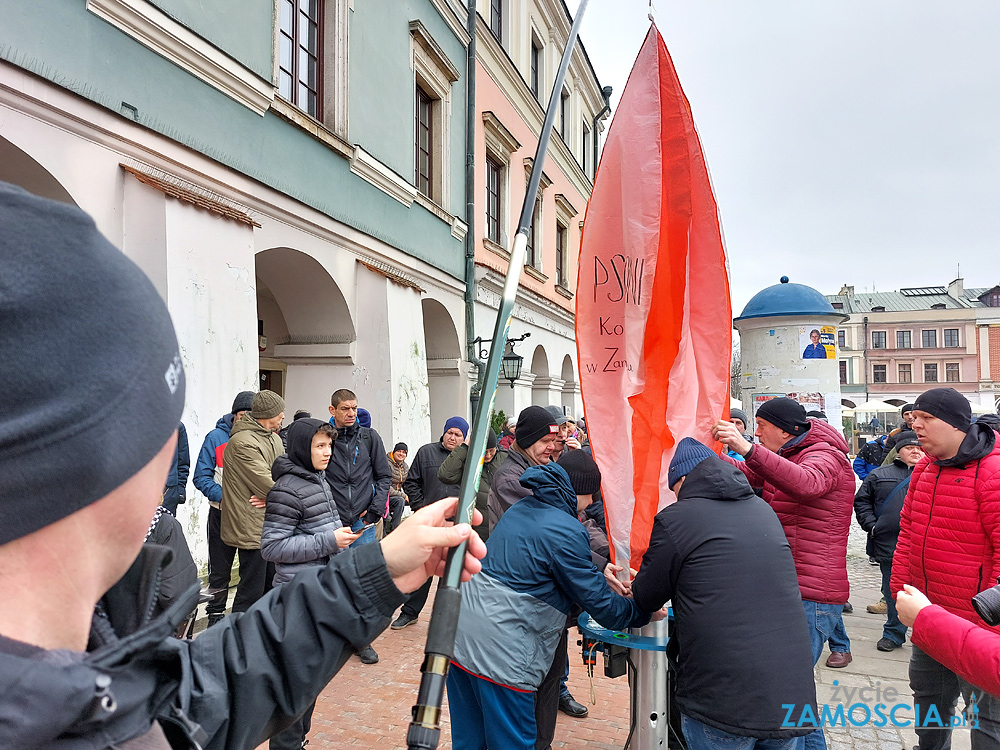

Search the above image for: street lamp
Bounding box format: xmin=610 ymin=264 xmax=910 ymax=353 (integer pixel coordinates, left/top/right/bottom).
xmin=472 ymin=332 xmax=530 ymax=389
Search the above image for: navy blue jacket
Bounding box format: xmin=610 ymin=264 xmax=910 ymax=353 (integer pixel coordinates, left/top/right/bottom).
xmin=193 ymin=413 xmax=234 ymax=506
xmin=163 ymin=422 xmax=189 ymax=511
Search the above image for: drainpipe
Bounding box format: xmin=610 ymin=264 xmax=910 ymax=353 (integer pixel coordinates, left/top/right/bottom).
xmin=464 ymin=0 xmax=484 ymax=419
xmin=591 ymin=85 xmax=613 ymax=178
xmin=863 ymin=315 xmax=870 ymax=405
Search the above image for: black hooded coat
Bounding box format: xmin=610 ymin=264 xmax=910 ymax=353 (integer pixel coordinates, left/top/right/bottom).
xmin=631 ymin=456 xmax=817 ymax=739
xmin=262 ymin=419 xmax=345 ymax=585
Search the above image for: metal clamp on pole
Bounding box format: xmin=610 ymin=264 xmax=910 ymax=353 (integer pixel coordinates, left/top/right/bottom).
xmin=405 ymin=2 xmax=591 ymax=747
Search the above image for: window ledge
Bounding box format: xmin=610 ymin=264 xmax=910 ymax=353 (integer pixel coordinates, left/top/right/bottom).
xmin=525 ymin=265 xmax=548 ymax=283
xmin=350 ymin=147 xmax=418 ymax=207
xmin=484 ymin=238 xmax=510 ymax=260
xmin=271 ymin=98 xmax=353 ymax=159
xmin=555 ymin=284 xmax=573 ymax=300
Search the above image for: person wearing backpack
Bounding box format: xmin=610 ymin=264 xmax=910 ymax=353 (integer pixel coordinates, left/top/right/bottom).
xmin=853 ymin=430 xmax=925 ymax=652
xmin=326 ymin=388 xmax=392 ymax=664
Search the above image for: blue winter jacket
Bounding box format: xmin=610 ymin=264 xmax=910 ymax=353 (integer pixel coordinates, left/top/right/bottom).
xmin=852 ymin=435 xmax=887 ymax=480
xmin=452 ymin=462 xmax=649 ymax=691
xmin=163 ymin=422 xmax=189 ymax=511
xmin=193 ymin=413 xmax=234 ymax=506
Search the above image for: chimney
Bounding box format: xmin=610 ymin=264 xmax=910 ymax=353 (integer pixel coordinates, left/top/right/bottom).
xmin=839 ymin=284 xmax=855 ymax=297
xmin=947 ymin=278 xmax=964 ymax=299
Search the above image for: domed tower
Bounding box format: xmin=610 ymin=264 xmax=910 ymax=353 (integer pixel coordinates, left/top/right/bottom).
xmin=734 ymin=277 xmax=849 ymax=427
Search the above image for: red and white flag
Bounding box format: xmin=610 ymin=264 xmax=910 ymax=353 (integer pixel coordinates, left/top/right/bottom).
xmin=576 ymin=24 xmax=732 ymax=571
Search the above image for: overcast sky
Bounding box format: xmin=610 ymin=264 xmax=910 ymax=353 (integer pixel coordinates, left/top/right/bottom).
xmin=569 ymin=1 xmax=1000 ymax=314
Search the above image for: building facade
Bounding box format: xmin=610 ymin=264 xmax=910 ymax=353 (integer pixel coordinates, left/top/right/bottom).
xmin=827 ymin=280 xmax=1000 ymax=411
xmin=471 ymin=0 xmax=610 ymax=419
xmin=0 ymin=0 xmax=473 ymax=550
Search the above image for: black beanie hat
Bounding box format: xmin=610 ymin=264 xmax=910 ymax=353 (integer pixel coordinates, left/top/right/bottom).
xmin=914 ymin=388 xmax=971 ymax=432
xmin=893 ymin=430 xmax=921 ymax=450
xmin=393 ymin=442 xmax=408 ymax=454
xmin=232 ymin=390 xmax=255 ymax=415
xmin=901 ymin=403 xmax=916 ymax=418
xmin=557 ymin=451 xmax=602 ymax=495
xmin=755 ymin=398 xmax=810 ymax=436
xmin=486 ymin=429 xmax=498 ymax=450
xmin=515 ymin=405 xmax=559 ymax=449
xmin=0 ymin=182 xmax=185 ymax=545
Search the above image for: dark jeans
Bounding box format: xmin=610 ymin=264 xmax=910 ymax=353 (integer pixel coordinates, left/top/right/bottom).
xmin=269 ymin=702 xmax=315 ymax=750
xmin=910 ymin=644 xmax=1000 ymax=750
xmin=535 ymin=625 xmax=569 ymax=750
xmin=880 ymin=560 xmax=907 ymax=646
xmin=681 ymin=715 xmax=804 ymax=750
xmin=402 ymin=578 xmax=433 ymax=618
xmin=231 ymin=548 xmax=274 ymax=614
xmin=386 ymin=494 xmax=405 ymax=534
xmin=206 ymin=506 xmax=237 ymax=615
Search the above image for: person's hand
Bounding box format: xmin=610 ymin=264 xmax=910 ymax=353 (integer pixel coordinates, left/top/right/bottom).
xmin=249 ymin=494 xmax=266 ymax=509
xmin=712 ymin=421 xmax=752 ymax=456
xmin=650 ymin=606 xmax=670 ymax=622
xmin=379 ymin=497 xmax=487 ymax=593
xmin=604 ymin=563 xmax=630 ymax=596
xmin=564 ymin=437 xmax=582 ymax=452
xmin=334 ymin=527 xmax=361 ymax=549
xmin=896 ymin=584 xmax=933 ymax=627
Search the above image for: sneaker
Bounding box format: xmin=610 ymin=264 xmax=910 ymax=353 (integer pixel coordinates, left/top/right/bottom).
xmin=867 ymin=600 xmax=888 ymax=615
xmin=877 ymin=638 xmax=900 ymax=652
xmin=358 ymin=646 xmax=379 ymax=664
xmin=869 ymin=556 xmax=880 ymax=566
xmin=843 ymin=601 xmax=854 ymax=614
xmin=391 ymin=612 xmax=418 ymax=630
xmin=558 ymin=693 xmax=589 ymax=718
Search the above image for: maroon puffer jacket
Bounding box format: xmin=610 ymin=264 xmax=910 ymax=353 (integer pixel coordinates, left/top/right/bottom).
xmin=726 ymin=419 xmax=855 ymax=604
xmin=890 ymin=425 xmax=1000 ymax=625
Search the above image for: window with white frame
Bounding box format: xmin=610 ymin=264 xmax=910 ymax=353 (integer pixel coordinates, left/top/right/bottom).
xmin=554 ymin=193 xmax=578 ymax=289
xmin=482 ymin=112 xmax=520 ymax=250
xmin=409 ymin=21 xmax=461 ymax=207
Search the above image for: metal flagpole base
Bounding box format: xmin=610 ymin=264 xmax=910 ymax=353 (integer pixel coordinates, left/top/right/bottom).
xmin=630 ymin=617 xmax=670 ymax=749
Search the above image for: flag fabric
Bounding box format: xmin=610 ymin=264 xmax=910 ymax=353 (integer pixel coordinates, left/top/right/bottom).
xmin=575 ymin=24 xmax=732 ymax=571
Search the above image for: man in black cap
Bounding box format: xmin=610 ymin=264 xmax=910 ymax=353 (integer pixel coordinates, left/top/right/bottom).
xmin=714 ymin=397 xmax=854 ymax=750
xmin=0 ymin=182 xmax=486 ymax=749
xmin=632 ymin=438 xmax=817 ymax=750
xmin=386 ymin=442 xmax=410 ymax=534
xmin=890 ymin=387 xmax=1000 ymax=750
xmin=193 ymin=389 xmax=255 ymax=625
xmin=487 ymin=405 xmax=560 ymax=529
xmin=853 ymin=431 xmax=925 ymax=652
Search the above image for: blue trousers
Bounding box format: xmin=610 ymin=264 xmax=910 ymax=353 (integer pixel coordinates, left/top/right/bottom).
xmin=802 ymin=600 xmax=845 ymax=750
xmin=682 ymin=714 xmax=805 ymax=750
xmin=880 ymin=560 xmax=907 ymax=646
xmin=447 ymin=665 xmax=536 ymax=750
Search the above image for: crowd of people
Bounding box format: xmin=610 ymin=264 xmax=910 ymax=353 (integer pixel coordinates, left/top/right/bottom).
xmin=6 ymin=184 xmax=1000 ymax=750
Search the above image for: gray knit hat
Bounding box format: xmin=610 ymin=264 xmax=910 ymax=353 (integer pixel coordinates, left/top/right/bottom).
xmin=251 ymin=390 xmax=285 ymax=420
xmin=231 ymin=390 xmax=255 ymax=414
xmin=0 ymin=182 xmax=185 ymax=544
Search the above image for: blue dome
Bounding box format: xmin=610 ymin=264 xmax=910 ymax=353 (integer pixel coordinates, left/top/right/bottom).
xmin=735 ymin=278 xmax=843 ymax=321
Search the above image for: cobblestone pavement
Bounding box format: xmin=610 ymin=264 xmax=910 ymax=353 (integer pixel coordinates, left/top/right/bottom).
xmin=242 ymin=523 xmax=976 ymax=749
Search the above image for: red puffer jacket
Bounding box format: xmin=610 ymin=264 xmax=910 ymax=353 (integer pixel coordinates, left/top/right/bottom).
xmin=726 ymin=419 xmax=855 ymax=604
xmin=910 ymin=604 xmax=1000 ymax=697
xmin=890 ymin=424 xmax=1000 ymax=624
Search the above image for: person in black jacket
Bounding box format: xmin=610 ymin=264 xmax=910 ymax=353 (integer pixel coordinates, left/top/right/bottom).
xmin=161 ymin=421 xmax=189 ymax=515
xmin=326 ymin=389 xmax=393 ymax=664
xmin=0 ymin=183 xmax=488 ymax=750
xmin=632 ymin=438 xmax=817 ymax=748
xmin=853 ymin=430 xmax=925 ymax=652
xmin=392 ymin=416 xmax=468 ymax=629
xmin=261 ymin=418 xmax=360 ymax=750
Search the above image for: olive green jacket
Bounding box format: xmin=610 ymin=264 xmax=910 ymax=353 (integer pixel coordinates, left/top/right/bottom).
xmin=221 ymin=414 xmax=284 ymax=549
xmin=437 ymin=443 xmax=507 ymax=541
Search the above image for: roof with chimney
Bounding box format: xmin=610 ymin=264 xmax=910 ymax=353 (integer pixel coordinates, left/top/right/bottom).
xmin=825 ymin=280 xmax=998 ymax=313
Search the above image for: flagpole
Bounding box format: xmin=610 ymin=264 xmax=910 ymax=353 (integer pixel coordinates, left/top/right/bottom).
xmin=405 ymin=3 xmax=590 ymax=748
